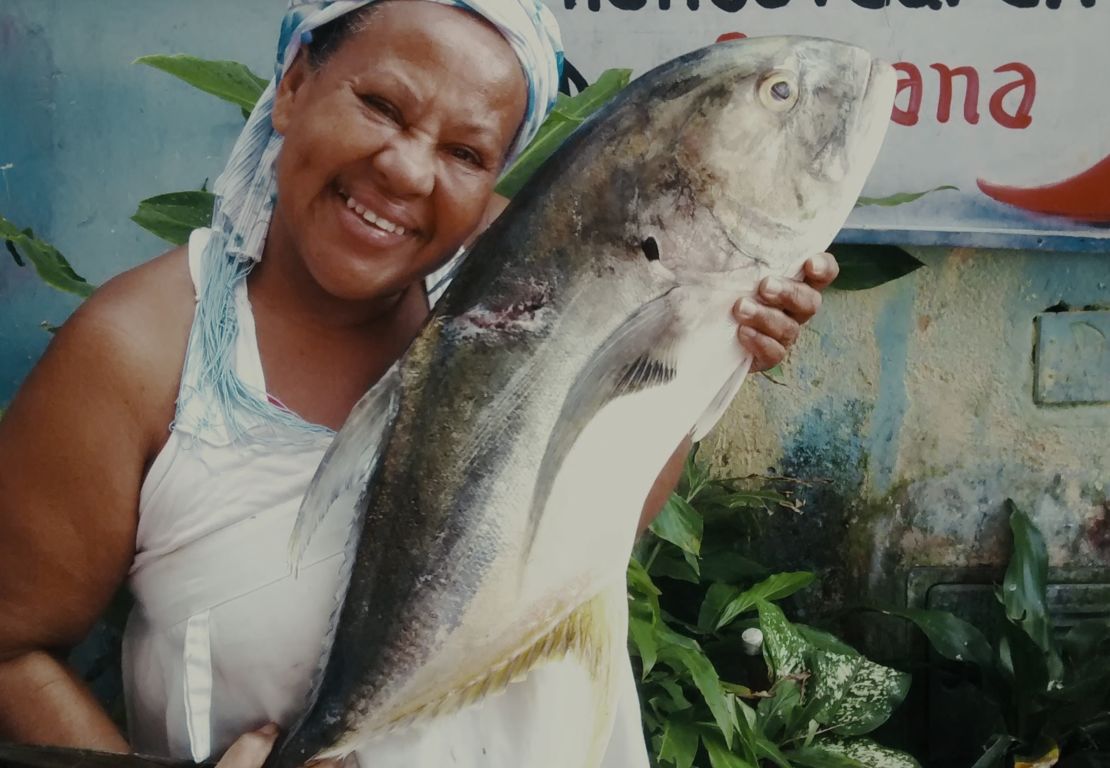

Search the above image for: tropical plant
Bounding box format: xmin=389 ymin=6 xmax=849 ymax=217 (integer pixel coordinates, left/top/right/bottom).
xmin=879 ymin=501 xmax=1110 ymax=768
xmin=629 ymin=449 xmax=920 ymax=767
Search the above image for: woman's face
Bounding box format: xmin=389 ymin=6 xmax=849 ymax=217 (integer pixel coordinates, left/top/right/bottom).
xmin=270 ymin=1 xmax=528 ymax=303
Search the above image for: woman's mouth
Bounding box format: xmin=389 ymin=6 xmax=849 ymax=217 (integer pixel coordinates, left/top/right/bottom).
xmin=338 ymin=188 xmax=408 ymax=236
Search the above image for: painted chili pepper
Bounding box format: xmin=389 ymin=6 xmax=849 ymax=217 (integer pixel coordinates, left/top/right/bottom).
xmin=977 ymin=151 xmax=1110 ymax=223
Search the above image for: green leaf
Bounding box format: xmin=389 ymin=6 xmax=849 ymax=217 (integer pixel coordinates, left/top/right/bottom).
xmin=700 ymin=730 xmax=758 ymax=768
xmin=1 ymin=215 xmax=95 ymax=298
xmin=699 ymin=551 xmax=769 ymax=584
xmin=757 ymin=600 xmax=808 ymax=679
xmin=131 ymin=191 xmax=216 ymax=245
xmin=629 ymin=611 xmax=659 ymax=676
xmin=656 ymin=622 xmax=735 ymax=748
xmin=713 ymin=572 xmax=815 ymax=630
xmin=650 ymin=494 xmax=703 ymax=557
xmin=970 ymin=734 xmax=1017 ymax=768
xmin=796 ymin=738 xmax=922 ymax=768
xmin=795 ymin=625 xmax=858 ymax=657
xmin=807 ymin=648 xmax=911 ymax=736
xmin=998 ymin=618 xmax=1049 ymax=709
xmin=854 ymin=185 xmax=957 ymax=207
xmin=828 ymin=244 xmax=924 ymax=291
xmin=495 ymin=68 xmax=632 ymax=198
xmin=1002 ymin=501 xmax=1055 ymax=657
xmin=658 ymin=719 xmax=701 ymax=768
xmin=755 ymin=678 xmax=804 ymax=744
xmin=700 ymin=583 xmax=742 ymax=632
xmin=878 ymin=607 xmax=994 ymax=670
xmin=649 ymin=548 xmax=702 ymax=583
xmin=1060 ymin=618 xmax=1110 ymax=663
xmin=787 ymin=745 xmax=866 ymax=768
xmin=136 ymin=54 xmax=268 ymax=112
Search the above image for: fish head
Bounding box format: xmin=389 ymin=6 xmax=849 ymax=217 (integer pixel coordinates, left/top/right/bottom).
xmin=625 ymin=37 xmax=896 ymax=283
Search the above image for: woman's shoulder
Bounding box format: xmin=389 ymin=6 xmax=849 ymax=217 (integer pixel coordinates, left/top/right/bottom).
xmin=70 ymin=244 xmax=194 ymax=371
xmin=49 ymin=244 xmax=197 ymax=445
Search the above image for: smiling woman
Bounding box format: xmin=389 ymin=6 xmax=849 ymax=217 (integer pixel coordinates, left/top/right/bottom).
xmin=0 ymin=1 xmax=839 ymax=767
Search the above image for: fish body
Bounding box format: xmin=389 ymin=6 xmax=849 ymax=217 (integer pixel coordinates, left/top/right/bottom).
xmin=0 ymin=35 xmax=895 ymax=768
xmin=272 ymin=35 xmax=895 ymax=768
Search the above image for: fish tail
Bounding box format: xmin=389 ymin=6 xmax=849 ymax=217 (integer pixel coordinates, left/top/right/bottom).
xmin=0 ymin=742 xmax=208 ymax=768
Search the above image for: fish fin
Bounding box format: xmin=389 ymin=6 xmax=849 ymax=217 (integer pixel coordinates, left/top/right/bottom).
xmin=0 ymin=742 xmax=207 ymax=768
xmin=690 ymin=356 xmax=753 ymax=442
xmin=289 ymin=363 xmax=401 ymax=575
xmin=383 ymin=590 xmax=618 ymax=734
xmin=527 ymin=293 xmax=680 ymax=551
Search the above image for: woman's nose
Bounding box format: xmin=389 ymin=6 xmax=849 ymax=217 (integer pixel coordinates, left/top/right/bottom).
xmin=373 ymin=132 xmax=435 ymax=198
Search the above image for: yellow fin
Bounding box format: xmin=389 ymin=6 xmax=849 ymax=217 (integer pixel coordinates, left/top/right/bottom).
xmin=383 ymin=592 xmax=615 ymax=733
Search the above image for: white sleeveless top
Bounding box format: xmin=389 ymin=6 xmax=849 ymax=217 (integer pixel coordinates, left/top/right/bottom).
xmin=122 ymin=229 xmax=650 ymax=767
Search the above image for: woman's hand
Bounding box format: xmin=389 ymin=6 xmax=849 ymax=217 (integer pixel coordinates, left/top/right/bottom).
xmin=215 ymin=725 xmax=343 ymax=768
xmin=733 ymin=252 xmax=840 ymax=372
xmin=215 ymin=725 xmax=281 ymax=768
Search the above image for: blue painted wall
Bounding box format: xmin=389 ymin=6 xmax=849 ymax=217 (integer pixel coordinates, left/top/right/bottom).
xmin=0 ymin=0 xmax=278 ymax=399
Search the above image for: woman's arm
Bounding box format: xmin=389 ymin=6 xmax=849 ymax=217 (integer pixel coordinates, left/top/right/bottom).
xmin=637 ymin=253 xmax=840 ymax=531
xmin=0 ymin=251 xmax=191 ymax=750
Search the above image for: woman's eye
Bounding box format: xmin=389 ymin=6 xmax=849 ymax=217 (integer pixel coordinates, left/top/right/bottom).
xmin=450 ymin=146 xmax=484 ymax=167
xmin=363 ymin=96 xmax=401 ymax=122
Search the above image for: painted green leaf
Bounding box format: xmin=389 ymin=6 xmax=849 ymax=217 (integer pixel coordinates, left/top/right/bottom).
xmin=1002 ymin=501 xmax=1055 ymax=656
xmin=1 ymin=215 xmax=95 ymax=298
xmin=699 ymin=730 xmax=758 ymax=768
xmin=650 ymin=494 xmax=703 ymax=557
xmin=796 ymin=738 xmax=922 ymax=768
xmin=855 ymin=185 xmax=957 ymax=207
xmin=879 ymin=607 xmax=994 ymax=671
xmin=828 ymin=244 xmax=924 ymax=291
xmin=136 ymin=55 xmax=268 ymax=112
xmin=131 ymin=191 xmax=216 ymax=245
xmin=756 ymin=600 xmax=807 ymax=679
xmin=658 ymin=719 xmax=700 ymax=768
xmin=495 ymin=68 xmax=632 ymax=199
xmin=807 ymin=649 xmax=911 ymax=736
xmin=712 ymin=572 xmax=815 ymax=631
xmin=655 ymin=622 xmax=734 ymax=747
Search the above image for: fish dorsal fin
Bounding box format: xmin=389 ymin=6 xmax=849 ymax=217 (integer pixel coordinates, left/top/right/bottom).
xmin=379 ymin=591 xmax=616 ymax=735
xmin=525 ymin=293 xmax=680 ymax=552
xmin=289 ymin=362 xmax=401 ymax=574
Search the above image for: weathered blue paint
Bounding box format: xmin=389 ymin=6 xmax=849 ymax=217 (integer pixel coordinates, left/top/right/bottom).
xmin=865 ymin=277 xmax=915 ymax=497
xmin=1035 ymin=310 xmax=1110 ymax=405
xmin=0 ymin=0 xmax=276 ymax=402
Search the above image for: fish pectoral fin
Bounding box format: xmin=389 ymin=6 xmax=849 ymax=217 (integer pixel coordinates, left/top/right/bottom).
xmin=527 ymin=292 xmax=681 ymax=549
xmin=384 ymin=593 xmax=616 ymax=733
xmin=288 ymin=363 xmax=401 ymax=574
xmin=690 ymin=357 xmax=753 ymax=442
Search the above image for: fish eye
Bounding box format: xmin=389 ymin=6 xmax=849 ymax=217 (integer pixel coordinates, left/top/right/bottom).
xmin=758 ymin=71 xmax=798 ymax=112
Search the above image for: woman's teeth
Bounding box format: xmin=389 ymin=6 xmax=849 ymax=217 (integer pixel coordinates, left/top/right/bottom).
xmin=343 ymin=194 xmax=406 ymax=236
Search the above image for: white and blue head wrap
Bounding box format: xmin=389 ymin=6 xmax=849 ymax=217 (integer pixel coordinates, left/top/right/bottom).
xmin=178 ymin=0 xmax=563 ymax=443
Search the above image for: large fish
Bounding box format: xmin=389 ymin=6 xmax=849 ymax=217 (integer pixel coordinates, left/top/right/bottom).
xmin=0 ymin=35 xmax=894 ymax=768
